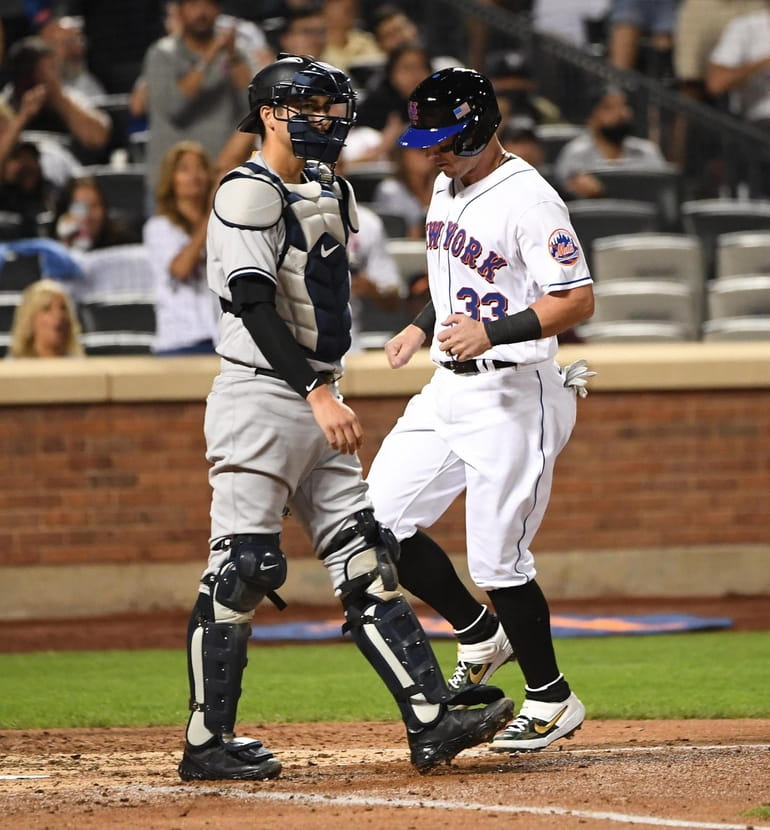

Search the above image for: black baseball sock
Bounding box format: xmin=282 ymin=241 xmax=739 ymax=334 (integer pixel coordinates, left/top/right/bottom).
xmin=397 ymin=530 xmax=486 ymax=631
xmin=488 ymin=580 xmax=570 ymax=700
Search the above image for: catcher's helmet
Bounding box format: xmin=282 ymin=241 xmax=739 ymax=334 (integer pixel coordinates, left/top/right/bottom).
xmin=238 ymin=53 xmax=357 ymax=164
xmin=399 ymin=67 xmax=501 ymax=156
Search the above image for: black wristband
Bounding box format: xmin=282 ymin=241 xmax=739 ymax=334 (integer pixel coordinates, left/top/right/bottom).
xmin=484 ymin=307 xmax=542 ymax=346
xmin=412 ymin=300 xmax=436 ymax=337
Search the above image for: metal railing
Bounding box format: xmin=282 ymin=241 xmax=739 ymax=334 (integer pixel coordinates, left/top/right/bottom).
xmin=436 ymin=0 xmax=770 ymax=199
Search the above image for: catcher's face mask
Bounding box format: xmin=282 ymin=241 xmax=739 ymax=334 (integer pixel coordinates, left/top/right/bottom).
xmin=239 ymin=54 xmax=357 ymax=164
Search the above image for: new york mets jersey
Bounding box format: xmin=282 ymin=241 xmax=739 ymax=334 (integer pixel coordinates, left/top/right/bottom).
xmin=424 ymin=154 xmax=592 ymax=365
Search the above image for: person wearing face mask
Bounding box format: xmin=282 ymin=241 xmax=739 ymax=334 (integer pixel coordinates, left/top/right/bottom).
xmin=553 ymin=85 xmax=668 ymax=199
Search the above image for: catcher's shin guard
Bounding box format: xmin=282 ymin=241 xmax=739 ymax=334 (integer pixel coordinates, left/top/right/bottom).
xmin=342 ymin=593 xmax=504 ymax=732
xmin=343 ymin=592 xmax=446 ymax=731
xmin=185 ymin=592 xmax=251 ymax=739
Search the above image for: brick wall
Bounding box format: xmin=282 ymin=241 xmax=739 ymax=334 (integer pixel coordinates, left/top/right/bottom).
xmin=1 ymin=388 xmax=768 ymax=563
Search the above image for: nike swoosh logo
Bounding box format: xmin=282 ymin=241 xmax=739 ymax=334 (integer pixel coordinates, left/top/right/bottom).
xmin=468 ymin=665 xmax=487 ymax=684
xmin=533 ymin=705 xmax=568 ymax=735
xmin=320 ymin=243 xmax=340 ymax=258
xmin=305 ymin=379 xmax=318 ymax=393
xmin=259 ymin=562 xmax=280 ymax=571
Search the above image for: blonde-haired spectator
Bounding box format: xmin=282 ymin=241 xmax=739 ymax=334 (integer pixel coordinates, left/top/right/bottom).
xmin=143 ymin=140 xmax=219 ymax=355
xmin=8 ymin=278 xmax=84 ymax=358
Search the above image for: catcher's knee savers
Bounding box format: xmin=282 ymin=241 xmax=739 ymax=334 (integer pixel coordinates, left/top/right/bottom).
xmin=211 ymin=534 xmax=288 ymax=613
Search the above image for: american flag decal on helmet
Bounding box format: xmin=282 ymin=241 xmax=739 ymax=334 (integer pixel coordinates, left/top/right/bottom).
xmin=453 ymin=102 xmax=471 ymax=120
xmin=408 ymin=100 xmax=419 ymax=122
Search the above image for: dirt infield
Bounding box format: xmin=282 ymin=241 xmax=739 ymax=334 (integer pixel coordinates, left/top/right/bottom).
xmin=2 ymin=597 xmax=769 ymax=829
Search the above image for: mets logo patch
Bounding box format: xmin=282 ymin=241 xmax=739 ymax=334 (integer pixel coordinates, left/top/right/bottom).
xmin=548 ymin=229 xmax=581 ymax=266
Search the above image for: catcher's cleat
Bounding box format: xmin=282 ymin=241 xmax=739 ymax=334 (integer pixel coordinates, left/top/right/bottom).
xmin=447 ymin=620 xmax=515 ymax=693
xmin=489 ymin=692 xmax=585 ymax=752
xmin=178 ymin=735 xmax=282 ymax=781
xmin=408 ymin=696 xmax=514 ymax=772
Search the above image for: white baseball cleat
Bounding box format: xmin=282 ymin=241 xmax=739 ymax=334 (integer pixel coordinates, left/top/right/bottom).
xmin=447 ymin=620 xmax=515 ymax=693
xmin=489 ymin=691 xmax=585 ymax=752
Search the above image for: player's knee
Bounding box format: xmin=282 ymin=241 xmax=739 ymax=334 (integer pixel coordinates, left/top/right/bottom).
xmin=210 ymin=534 xmax=287 ymax=614
xmin=322 ymin=508 xmax=401 ymax=602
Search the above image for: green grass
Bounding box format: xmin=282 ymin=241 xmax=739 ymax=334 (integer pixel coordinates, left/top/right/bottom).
xmin=0 ymin=631 xmax=768 ymax=729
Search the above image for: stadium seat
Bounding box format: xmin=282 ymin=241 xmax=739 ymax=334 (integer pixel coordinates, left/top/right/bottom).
xmin=702 ymin=317 xmax=770 ymax=341
xmin=78 ymin=294 xmax=156 ymax=335
xmin=706 ymin=274 xmax=770 ymax=320
xmin=0 ymin=252 xmax=42 ymax=292
xmin=536 ymin=123 xmax=583 ymax=164
xmin=386 ymin=238 xmax=427 ymax=282
xmin=681 ymin=199 xmax=770 ymax=279
xmin=591 ymin=234 xmax=705 ymax=319
xmin=587 ymin=164 xmax=683 ymax=231
xmin=568 ymin=200 xmax=660 ymax=269
xmin=589 ymin=279 xmax=700 ymax=339
xmin=576 ymin=320 xmax=692 ymax=342
xmin=715 ymin=231 xmax=770 ymax=278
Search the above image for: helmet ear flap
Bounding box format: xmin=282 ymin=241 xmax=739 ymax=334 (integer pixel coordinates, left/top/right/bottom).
xmin=452 ymin=108 xmax=502 ymax=156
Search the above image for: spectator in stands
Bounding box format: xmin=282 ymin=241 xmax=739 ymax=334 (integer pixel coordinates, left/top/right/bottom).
xmin=140 ymin=0 xmax=251 ymax=204
xmin=532 ymin=0 xmax=612 ymax=47
xmin=705 ymin=1 xmax=770 ymax=131
xmin=357 ymin=43 xmax=432 ymax=131
xmin=553 ymin=85 xmax=668 ymax=198
xmin=668 ymin=0 xmax=765 ymax=176
xmin=0 ymin=83 xmax=84 ymax=195
xmin=212 ymin=5 xmax=330 ymax=175
xmin=485 ymin=49 xmax=562 ymax=125
xmin=344 ymin=43 xmax=432 ymax=164
xmin=8 ymin=277 xmax=84 ymax=358
xmin=320 ymin=0 xmax=385 ymax=75
xmin=369 ymin=4 xmax=461 ymax=70
xmin=52 ymin=175 xmax=139 ymax=252
xmin=673 ymin=0 xmax=764 ymax=101
xmin=38 ymin=15 xmax=107 ymax=103
xmin=606 ymin=0 xmax=679 ymax=76
xmin=370 ymin=4 xmax=422 ymax=56
xmin=0 ymin=36 xmax=111 ymax=155
xmin=372 ymin=144 xmax=434 ymax=239
xmin=347 ymin=202 xmax=406 ymax=352
xmin=0 ymin=139 xmax=55 ymax=236
xmin=270 ymin=4 xmax=328 ymax=59
xmin=143 ymin=140 xmax=219 ymax=355
xmin=500 ymin=115 xmax=547 ymax=170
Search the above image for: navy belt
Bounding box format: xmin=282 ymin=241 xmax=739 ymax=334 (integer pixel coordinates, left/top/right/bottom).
xmin=254 ymin=367 xmax=338 ymax=384
xmin=440 ymin=359 xmax=517 ymax=374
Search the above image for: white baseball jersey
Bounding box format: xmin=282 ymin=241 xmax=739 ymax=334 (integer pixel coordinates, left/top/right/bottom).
xmin=366 ymin=156 xmax=593 ymax=590
xmin=424 ymin=154 xmax=591 ymax=366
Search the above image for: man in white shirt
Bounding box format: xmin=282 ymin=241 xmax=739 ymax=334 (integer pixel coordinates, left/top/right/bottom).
xmin=706 ymin=1 xmax=770 ymax=129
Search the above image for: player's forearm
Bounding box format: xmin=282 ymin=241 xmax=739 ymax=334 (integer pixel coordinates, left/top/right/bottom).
xmin=239 ymin=301 xmax=322 ymax=398
xmin=527 ymin=286 xmax=595 ymax=338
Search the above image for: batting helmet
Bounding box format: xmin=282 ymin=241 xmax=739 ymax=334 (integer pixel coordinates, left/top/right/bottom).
xmin=399 ymin=67 xmax=501 ymax=156
xmin=238 ymin=53 xmax=357 ymax=164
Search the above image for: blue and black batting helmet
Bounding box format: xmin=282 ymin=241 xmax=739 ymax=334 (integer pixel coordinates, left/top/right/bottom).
xmin=398 ymin=67 xmax=501 ymax=157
